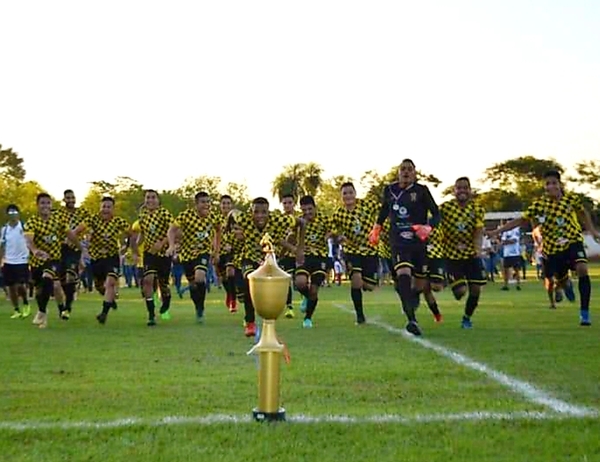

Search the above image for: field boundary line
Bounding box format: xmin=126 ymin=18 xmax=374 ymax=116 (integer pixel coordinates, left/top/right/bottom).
xmin=0 ymin=410 xmax=594 ymax=431
xmin=334 ymin=304 xmax=597 ymax=417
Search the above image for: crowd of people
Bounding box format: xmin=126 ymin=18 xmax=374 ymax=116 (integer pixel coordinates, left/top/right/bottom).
xmin=1 ymin=160 xmax=598 ymax=336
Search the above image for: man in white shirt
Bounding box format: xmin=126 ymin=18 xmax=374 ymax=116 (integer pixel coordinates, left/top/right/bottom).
xmin=0 ymin=204 xmax=31 ymax=318
xmin=500 ymin=226 xmax=522 ymax=291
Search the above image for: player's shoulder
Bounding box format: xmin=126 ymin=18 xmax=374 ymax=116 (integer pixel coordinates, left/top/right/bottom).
xmin=439 ymin=199 xmax=456 ymax=211
xmin=414 ymin=182 xmax=431 ymax=194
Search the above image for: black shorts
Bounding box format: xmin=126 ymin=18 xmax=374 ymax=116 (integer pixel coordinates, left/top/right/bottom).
xmin=2 ymin=263 xmax=30 ymax=286
xmin=502 ymin=255 xmax=522 ymax=269
xmin=326 ymin=257 xmax=334 ymax=272
xmin=143 ymin=252 xmax=172 ymax=281
xmin=31 ymin=259 xmax=62 ymax=285
xmin=546 ymin=242 xmax=587 ymax=281
xmin=182 ymin=254 xmax=211 ymax=280
xmin=218 ymin=253 xmax=232 ymax=274
xmin=295 ymin=255 xmax=327 ymax=287
xmin=391 ymin=243 xmax=427 ymax=278
xmin=345 ymin=253 xmax=379 ymax=285
xmin=241 ymin=259 xmax=260 ymax=278
xmin=61 ymin=244 xmax=81 ymax=278
xmin=426 ymin=257 xmax=445 ymax=283
xmin=446 ymin=258 xmax=487 ymax=287
xmin=278 ymin=256 xmax=296 ymax=275
xmin=91 ymin=255 xmax=121 ymax=282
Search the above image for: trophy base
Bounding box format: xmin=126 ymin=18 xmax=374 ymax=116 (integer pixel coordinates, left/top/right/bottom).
xmin=252 ymin=408 xmax=286 ymax=422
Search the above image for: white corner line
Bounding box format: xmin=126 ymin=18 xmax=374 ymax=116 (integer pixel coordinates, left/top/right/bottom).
xmin=0 ymin=410 xmax=592 ymax=431
xmin=334 ymin=304 xmax=598 ymax=418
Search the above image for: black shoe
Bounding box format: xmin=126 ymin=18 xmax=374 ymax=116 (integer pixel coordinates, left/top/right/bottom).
xmin=147 ymin=318 xmax=156 ymax=327
xmin=406 ymin=321 xmax=422 ymax=336
xmin=96 ymin=312 xmax=107 ymax=324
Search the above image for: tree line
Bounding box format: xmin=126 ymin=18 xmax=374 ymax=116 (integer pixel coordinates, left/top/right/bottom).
xmin=1 ymin=143 xmax=599 ymax=223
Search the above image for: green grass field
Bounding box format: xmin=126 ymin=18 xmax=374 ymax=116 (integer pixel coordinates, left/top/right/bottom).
xmin=2 ymin=267 xmax=600 ymax=461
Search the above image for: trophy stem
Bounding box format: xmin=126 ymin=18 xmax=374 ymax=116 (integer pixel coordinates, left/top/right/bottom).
xmin=252 ymin=320 xmax=286 ymax=422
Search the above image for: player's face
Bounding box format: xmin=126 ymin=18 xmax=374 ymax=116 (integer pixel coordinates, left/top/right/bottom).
xmin=144 ymin=192 xmax=160 ymax=210
xmin=341 ymin=186 xmax=356 ymax=207
xmin=220 ymin=198 xmax=232 ymax=215
xmin=454 ymin=180 xmax=471 ymax=203
xmin=398 ymin=162 xmax=416 ymax=185
xmin=8 ymin=210 xmax=20 ymax=224
xmin=301 ymin=203 xmax=315 ymax=221
xmin=37 ymin=197 xmax=52 ymax=216
xmin=100 ymin=200 xmax=114 ymax=219
xmin=64 ymin=192 xmax=76 ymax=209
xmin=195 ymin=196 xmax=211 ymax=216
xmin=282 ymin=197 xmax=295 ymax=214
xmin=544 ymin=177 xmax=561 ymax=198
xmin=252 ymin=203 xmax=269 ymax=227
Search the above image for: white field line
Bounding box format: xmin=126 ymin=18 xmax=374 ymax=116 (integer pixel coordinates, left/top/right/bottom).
xmin=0 ymin=410 xmax=593 ymax=431
xmin=335 ymin=304 xmax=598 ymax=418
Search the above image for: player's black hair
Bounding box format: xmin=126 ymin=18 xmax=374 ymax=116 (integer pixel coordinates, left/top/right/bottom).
xmin=299 ymin=195 xmax=315 ymax=207
xmin=36 ymin=193 xmax=51 ymax=203
xmin=340 ymin=182 xmax=355 ymax=190
xmin=543 ymin=170 xmax=561 ymax=181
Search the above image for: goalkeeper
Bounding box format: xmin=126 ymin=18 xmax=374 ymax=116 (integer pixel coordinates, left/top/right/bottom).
xmin=368 ymin=158 xmax=440 ymax=337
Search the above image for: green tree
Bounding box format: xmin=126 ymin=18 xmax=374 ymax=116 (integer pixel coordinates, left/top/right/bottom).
xmin=571 ymin=160 xmax=600 ymax=192
xmin=175 ymin=176 xmax=221 ymax=205
xmin=0 ymin=145 xmax=26 ymax=182
xmin=481 ymin=156 xmax=564 ymax=207
xmin=81 ymin=176 xmax=145 ymax=222
xmin=225 ymin=182 xmax=252 ymax=211
xmin=314 ymin=175 xmax=354 ymax=215
xmin=0 ymin=178 xmax=50 ymax=221
xmin=271 ymin=163 xmax=324 ymax=201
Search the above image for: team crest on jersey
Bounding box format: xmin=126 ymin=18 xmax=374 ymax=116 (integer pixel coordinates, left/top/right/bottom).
xmin=410 ymin=192 xmax=417 ymax=202
xmin=321 ymin=262 xmax=326 ymax=270
xmin=556 ymin=217 xmax=565 ymax=226
xmin=456 ymin=222 xmax=466 ymax=231
xmin=536 ymin=216 xmax=546 ymax=224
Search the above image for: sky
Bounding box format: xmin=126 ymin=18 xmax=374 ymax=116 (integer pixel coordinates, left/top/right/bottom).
xmin=1 ymin=0 xmax=600 ymax=204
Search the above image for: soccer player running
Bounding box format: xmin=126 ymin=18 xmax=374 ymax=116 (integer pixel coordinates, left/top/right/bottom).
xmin=491 ymin=170 xmax=600 ymax=326
xmin=369 ymin=159 xmax=440 ymax=336
xmin=439 ymin=177 xmax=487 ymax=328
xmin=166 ymin=192 xmax=221 ymax=324
xmin=232 ymin=197 xmax=305 ymax=337
xmin=332 ymin=182 xmax=380 ymax=325
xmin=295 ymin=195 xmax=334 ymax=328
xmin=57 ymin=189 xmax=89 ymax=315
xmin=278 ymin=194 xmax=299 ymax=319
xmin=217 ymin=194 xmax=238 ymax=313
xmin=24 ymin=193 xmax=69 ymax=328
xmin=1 ymin=205 xmax=31 ymax=319
xmin=131 ymin=190 xmax=174 ymax=326
xmin=70 ymin=197 xmax=132 ymax=324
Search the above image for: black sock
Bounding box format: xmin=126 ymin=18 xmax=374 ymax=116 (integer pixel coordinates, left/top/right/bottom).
xmin=38 ymin=278 xmax=53 ymax=313
xmin=427 ymin=300 xmax=441 ymax=316
xmin=305 ymin=297 xmax=318 ymax=319
xmin=243 ymin=278 xmax=255 ymax=323
xmin=190 ymin=282 xmax=207 ymax=316
xmin=63 ymin=283 xmax=76 ymax=311
xmin=286 ymin=286 xmax=293 ymax=306
xmin=298 ymin=286 xmax=310 ymax=298
xmin=58 ymin=303 xmax=66 ymax=314
xmin=410 ymin=289 xmax=421 ymax=310
xmin=395 ymin=274 xmax=416 ymax=322
xmin=145 ymin=297 xmax=155 ymax=319
xmin=160 ymin=293 xmax=171 ymax=314
xmin=102 ymin=300 xmax=111 ymax=315
xmin=225 ymin=277 xmax=236 ymax=300
xmin=465 ymin=292 xmax=480 ymax=317
xmin=579 ymin=275 xmax=591 ymax=311
xmin=350 ymin=288 xmax=365 ymax=320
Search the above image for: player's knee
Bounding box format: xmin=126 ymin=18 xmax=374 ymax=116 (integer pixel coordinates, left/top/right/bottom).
xmin=194 ymin=270 xmax=207 ymax=285
xmin=452 ymin=283 xmax=466 ymax=300
xmin=430 ymin=281 xmax=444 ymax=292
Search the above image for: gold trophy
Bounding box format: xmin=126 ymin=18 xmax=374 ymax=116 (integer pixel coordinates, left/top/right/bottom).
xmin=247 ymin=233 xmax=291 ymax=422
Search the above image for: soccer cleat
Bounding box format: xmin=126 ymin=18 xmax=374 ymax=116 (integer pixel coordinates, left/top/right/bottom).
xmin=196 ymin=309 xmax=204 ymax=324
xmin=564 ymin=280 xmax=576 ymax=302
xmin=285 ymin=306 xmax=294 ymax=319
xmin=405 ymin=321 xmax=422 ymax=336
xmin=160 ymin=311 xmax=171 ymax=320
xmin=302 ymin=318 xmax=313 ymax=328
xmin=10 ymin=311 xmax=21 ymax=319
xmin=555 ymin=290 xmax=564 ymax=303
xmin=300 ymin=297 xmax=308 ymax=313
xmin=60 ymin=311 xmax=70 ymax=320
xmin=433 ymin=313 xmax=443 ymax=323
xmin=32 ymin=311 xmax=44 ymax=325
xmin=244 ymin=322 xmax=256 ymax=337
xmin=355 ymin=315 xmax=366 ymax=326
xmin=147 ymin=318 xmax=157 ymax=327
xmin=38 ymin=312 xmax=48 ymax=329
xmin=96 ymin=312 xmax=107 ymax=324
xmin=21 ymin=305 xmax=31 ymax=318
xmin=580 ymin=310 xmax=591 ymax=326
xmin=461 ymin=316 xmax=473 ymax=329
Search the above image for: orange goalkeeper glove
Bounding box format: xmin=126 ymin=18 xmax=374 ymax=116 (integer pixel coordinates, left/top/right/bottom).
xmin=412 ymin=224 xmax=432 ymax=242
xmin=368 ymin=224 xmax=382 ymax=246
